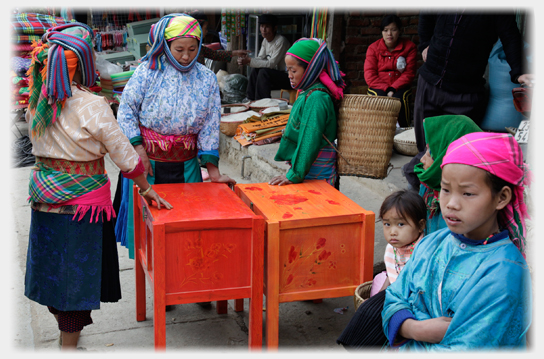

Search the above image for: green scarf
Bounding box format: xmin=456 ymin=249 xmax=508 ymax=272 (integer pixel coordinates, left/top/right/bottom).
xmin=414 ymin=115 xmax=482 ymax=217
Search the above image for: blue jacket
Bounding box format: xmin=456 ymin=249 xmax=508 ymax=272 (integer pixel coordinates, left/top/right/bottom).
xmin=382 ymin=228 xmax=531 ymax=350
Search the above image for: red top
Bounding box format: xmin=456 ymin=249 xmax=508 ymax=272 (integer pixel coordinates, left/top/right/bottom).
xmin=364 ymin=37 xmax=417 ymax=92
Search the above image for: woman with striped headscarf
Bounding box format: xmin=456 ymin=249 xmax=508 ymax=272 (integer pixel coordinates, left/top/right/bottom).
xmin=24 ymin=22 xmax=171 ymax=350
xmin=115 ymin=14 xmax=235 ymax=264
xmin=269 ymin=38 xmax=345 ymax=188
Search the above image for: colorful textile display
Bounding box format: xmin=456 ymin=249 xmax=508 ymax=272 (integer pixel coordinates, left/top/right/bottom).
xmin=110 ymin=70 xmax=135 ymax=90
xmin=310 ymin=8 xmax=328 ymax=40
xmin=442 ymin=132 xmax=532 ymax=257
xmin=286 ymin=38 xmax=345 ymax=100
xmin=11 ymin=12 xmax=75 ymax=35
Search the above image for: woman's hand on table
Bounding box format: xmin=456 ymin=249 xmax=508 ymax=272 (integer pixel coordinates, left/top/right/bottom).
xmin=144 ymin=188 xmax=173 ymax=210
xmin=210 ymin=174 xmax=237 ymax=186
xmin=268 ymin=175 xmax=293 ymax=186
xmin=134 ymin=144 xmax=153 ymax=177
xmin=518 ymin=74 xmax=534 ymax=87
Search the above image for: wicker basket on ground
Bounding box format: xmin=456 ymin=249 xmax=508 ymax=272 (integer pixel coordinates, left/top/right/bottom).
xmin=220 ymin=104 xmax=250 ymax=136
xmin=354 ymin=281 xmax=373 ymax=310
xmin=393 ymin=127 xmax=418 ymax=156
xmin=337 ymin=95 xmax=401 ymax=179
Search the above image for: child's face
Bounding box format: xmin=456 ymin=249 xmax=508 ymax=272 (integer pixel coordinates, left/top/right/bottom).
xmin=440 ymin=164 xmax=504 ymax=240
xmin=382 ymin=208 xmax=423 ymax=249
xmin=420 ymin=144 xmax=434 ymax=170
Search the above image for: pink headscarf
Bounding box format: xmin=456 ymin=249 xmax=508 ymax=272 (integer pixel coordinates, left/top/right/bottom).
xmin=441 ymin=132 xmax=532 ymax=257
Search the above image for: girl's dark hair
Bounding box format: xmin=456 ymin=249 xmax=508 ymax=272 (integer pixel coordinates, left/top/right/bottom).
xmin=380 ymin=15 xmax=402 ymax=32
xmin=379 ymin=189 xmax=427 ymax=226
xmin=294 ymin=57 xmax=308 ymax=71
xmin=485 ymin=172 xmax=515 ymax=200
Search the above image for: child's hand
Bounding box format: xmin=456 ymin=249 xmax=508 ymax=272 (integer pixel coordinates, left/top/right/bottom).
xmin=400 ymin=316 xmax=452 ymax=344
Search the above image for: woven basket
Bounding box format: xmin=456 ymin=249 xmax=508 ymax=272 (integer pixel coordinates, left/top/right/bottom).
xmin=249 ymin=98 xmax=288 ymax=111
xmin=221 ymin=103 xmax=249 ymax=116
xmin=337 ymin=95 xmax=401 ymax=179
xmin=354 ymin=281 xmax=373 ymax=310
xmin=393 ymin=127 xmax=418 ymax=156
xmin=220 ymin=104 xmax=250 ymax=136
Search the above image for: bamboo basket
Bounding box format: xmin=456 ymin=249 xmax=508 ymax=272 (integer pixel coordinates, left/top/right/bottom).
xmin=220 ymin=104 xmax=250 ymax=136
xmin=354 ymin=281 xmax=373 ymax=310
xmin=393 ymin=127 xmax=418 ymax=156
xmin=337 ymin=95 xmax=401 ymax=179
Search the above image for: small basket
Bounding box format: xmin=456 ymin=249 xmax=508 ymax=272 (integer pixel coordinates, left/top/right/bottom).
xmin=337 ymin=95 xmax=401 ymax=179
xmin=393 ymin=127 xmax=418 ymax=156
xmin=220 ymin=120 xmax=244 ymax=136
xmin=354 ymin=281 xmax=373 ymax=310
xmin=249 ymin=98 xmax=289 ymax=112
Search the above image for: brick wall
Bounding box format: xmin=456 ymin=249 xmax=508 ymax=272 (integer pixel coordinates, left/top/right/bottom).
xmin=339 ymin=10 xmax=422 ymax=124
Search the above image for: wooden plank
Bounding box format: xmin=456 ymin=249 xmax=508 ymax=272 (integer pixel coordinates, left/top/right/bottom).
xmin=165 ymin=287 xmax=252 ymax=304
xmin=164 ymin=218 xmax=254 ymax=233
xmin=361 ymin=212 xmax=375 ymax=282
xmin=277 ymin=214 xmax=363 ymax=230
xmin=279 ymin=286 xmax=358 ymax=303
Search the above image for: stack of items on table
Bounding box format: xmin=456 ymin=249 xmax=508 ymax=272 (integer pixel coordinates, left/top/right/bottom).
xmin=11 ymin=58 xmax=31 ymax=108
xmin=110 ymin=70 xmax=135 ymax=102
xmin=234 ymin=113 xmax=290 ymax=146
xmin=10 ymin=13 xmax=76 ymax=109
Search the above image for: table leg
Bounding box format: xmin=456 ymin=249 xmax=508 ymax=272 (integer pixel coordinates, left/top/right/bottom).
xmin=216 ymin=300 xmax=228 ymax=314
xmin=133 ymin=188 xmax=146 ymax=322
xmin=153 ymin=224 xmax=166 ymax=350
xmin=235 ymin=299 xmax=244 ymax=312
xmin=265 ymin=222 xmax=280 ymax=350
xmin=249 ymin=217 xmax=264 ymax=350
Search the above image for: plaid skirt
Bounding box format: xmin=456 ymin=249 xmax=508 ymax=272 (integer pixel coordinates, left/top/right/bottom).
xmin=304 ymin=145 xmax=338 ymax=188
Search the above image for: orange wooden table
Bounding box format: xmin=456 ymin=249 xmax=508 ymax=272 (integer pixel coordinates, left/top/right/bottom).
xmin=133 ymin=183 xmax=265 ymax=350
xmin=235 ymin=180 xmax=375 ymax=349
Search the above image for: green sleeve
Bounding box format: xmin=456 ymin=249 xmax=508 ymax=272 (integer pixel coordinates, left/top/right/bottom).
xmin=200 ymin=154 xmax=219 ymax=168
xmin=130 ymin=136 xmax=143 ymax=146
xmin=286 ymin=92 xmax=334 ymax=183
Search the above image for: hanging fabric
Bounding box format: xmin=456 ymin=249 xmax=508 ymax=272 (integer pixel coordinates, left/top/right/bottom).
xmin=310 ymin=8 xmax=328 ymax=40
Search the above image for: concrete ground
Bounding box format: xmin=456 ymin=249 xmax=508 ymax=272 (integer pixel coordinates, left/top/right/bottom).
xmin=9 ymin=119 xmax=412 ymax=352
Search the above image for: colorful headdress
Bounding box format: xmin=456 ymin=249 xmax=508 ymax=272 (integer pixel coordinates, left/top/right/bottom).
xmin=414 ymin=115 xmax=482 ymax=217
xmin=142 ymin=14 xmax=201 ymax=73
xmin=286 ymin=38 xmax=345 ymax=100
xmin=441 ymin=132 xmax=532 ymax=257
xmin=27 ymin=22 xmax=96 ymax=138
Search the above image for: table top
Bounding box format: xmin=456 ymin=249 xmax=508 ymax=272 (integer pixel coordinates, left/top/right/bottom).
xmin=142 ymin=182 xmax=260 ymax=225
xmin=235 ymin=180 xmax=370 ymax=223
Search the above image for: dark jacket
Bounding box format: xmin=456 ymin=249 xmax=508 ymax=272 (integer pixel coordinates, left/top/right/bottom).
xmin=418 ymin=12 xmax=525 ymax=93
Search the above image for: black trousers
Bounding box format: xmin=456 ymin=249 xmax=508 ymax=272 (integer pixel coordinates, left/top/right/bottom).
xmin=246 ymin=67 xmax=291 ymax=101
xmin=413 ymin=75 xmax=487 ymax=152
xmin=368 ymin=87 xmax=412 ymax=128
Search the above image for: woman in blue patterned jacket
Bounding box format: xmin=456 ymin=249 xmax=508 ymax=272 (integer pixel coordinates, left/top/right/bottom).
xmin=115 ymin=14 xmax=235 ymax=260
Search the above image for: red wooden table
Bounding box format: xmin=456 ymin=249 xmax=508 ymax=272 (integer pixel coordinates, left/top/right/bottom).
xmin=133 ymin=183 xmax=265 ymax=350
xmin=235 ymin=180 xmax=375 ymax=349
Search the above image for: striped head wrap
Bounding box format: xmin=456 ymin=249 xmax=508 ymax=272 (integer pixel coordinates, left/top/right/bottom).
xmin=142 ymin=13 xmax=201 ymax=72
xmin=286 ymin=38 xmax=345 ymax=100
xmin=441 ymin=132 xmax=532 ymax=257
xmin=27 ymin=22 xmax=96 ymax=138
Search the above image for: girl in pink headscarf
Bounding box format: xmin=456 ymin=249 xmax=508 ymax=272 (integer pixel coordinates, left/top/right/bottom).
xmin=382 ymin=132 xmax=532 ymax=350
